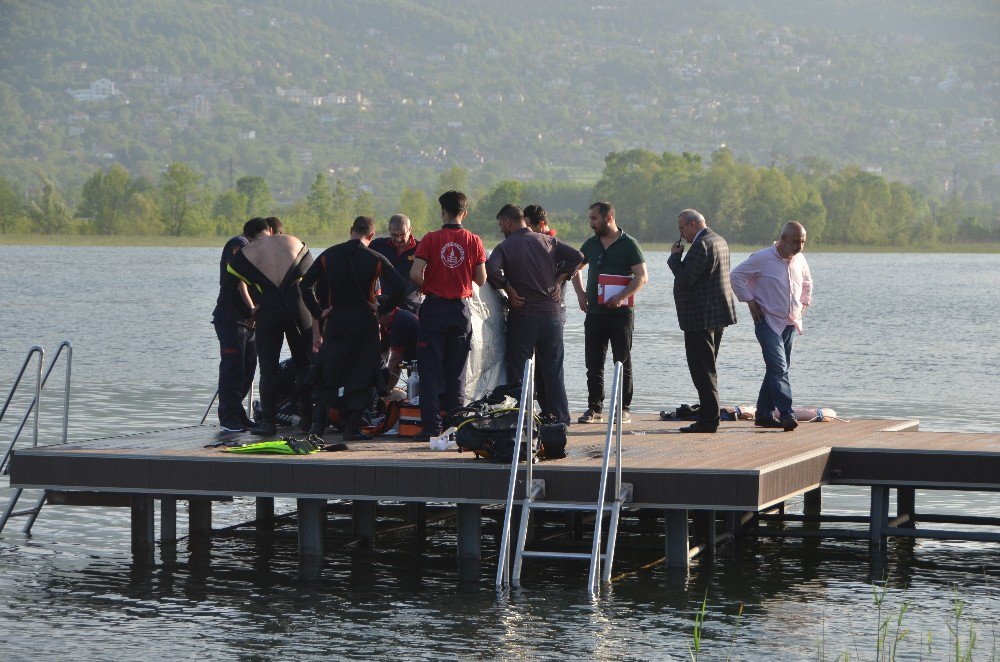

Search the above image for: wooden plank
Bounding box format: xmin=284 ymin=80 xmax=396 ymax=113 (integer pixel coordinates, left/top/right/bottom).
xmin=8 ymin=417 xmax=998 ymax=513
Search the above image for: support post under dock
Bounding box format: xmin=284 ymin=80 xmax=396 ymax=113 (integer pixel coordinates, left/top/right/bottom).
xmin=256 ymin=497 xmax=275 ymax=531
xmin=160 ymin=497 xmax=177 ymax=543
xmin=804 ymin=488 xmax=822 ymax=517
xmin=869 ymin=486 xmax=889 ymax=549
xmin=665 ymin=508 xmax=689 ymax=568
xmin=297 ymin=498 xmax=325 ymax=559
xmin=130 ymin=494 xmax=155 ymax=564
xmin=456 ymin=503 xmax=481 ymax=577
xmin=352 ymin=500 xmax=376 ymax=549
xmin=188 ymin=499 xmax=212 ymax=544
xmin=896 ymin=487 xmax=915 ymax=529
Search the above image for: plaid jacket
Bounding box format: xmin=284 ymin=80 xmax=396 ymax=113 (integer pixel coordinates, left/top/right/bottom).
xmin=667 ymin=227 xmax=738 ymax=332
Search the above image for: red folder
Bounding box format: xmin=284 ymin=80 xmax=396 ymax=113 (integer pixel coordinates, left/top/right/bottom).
xmin=597 ymin=273 xmax=635 ymax=306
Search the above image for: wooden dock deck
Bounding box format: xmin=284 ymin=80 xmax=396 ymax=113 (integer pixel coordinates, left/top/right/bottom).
xmin=7 ymin=415 xmax=1000 ymax=571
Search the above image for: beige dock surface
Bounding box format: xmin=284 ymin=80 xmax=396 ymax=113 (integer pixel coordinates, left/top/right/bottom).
xmin=10 ymin=416 xmax=1000 ymax=510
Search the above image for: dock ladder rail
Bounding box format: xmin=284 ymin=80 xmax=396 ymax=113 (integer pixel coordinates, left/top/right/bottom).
xmin=0 ymin=341 xmax=73 ymax=535
xmin=496 ymin=359 xmax=632 ymax=595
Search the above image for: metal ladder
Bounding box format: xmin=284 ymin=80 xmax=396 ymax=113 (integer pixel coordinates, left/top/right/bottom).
xmin=0 ymin=341 xmax=73 ymax=534
xmin=496 ymin=359 xmax=632 ymax=595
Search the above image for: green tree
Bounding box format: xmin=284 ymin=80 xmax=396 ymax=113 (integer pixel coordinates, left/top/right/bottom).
xmin=212 ymin=189 xmax=249 ymax=236
xmin=235 ymin=175 xmax=272 ymax=217
xmin=27 ymin=176 xmax=71 ymax=234
xmin=469 ymin=180 xmax=523 ymax=235
xmin=435 ymin=166 xmax=469 ymax=196
xmin=77 ymin=164 xmax=134 ymax=235
xmin=159 ymin=163 xmax=208 ymax=236
xmin=398 ymin=187 xmax=430 ymax=235
xmin=354 ymin=189 xmax=376 ymax=219
xmin=306 ymin=173 xmax=334 ymax=226
xmin=0 ymin=177 xmax=24 ymax=234
xmin=328 ymin=179 xmax=355 ymax=235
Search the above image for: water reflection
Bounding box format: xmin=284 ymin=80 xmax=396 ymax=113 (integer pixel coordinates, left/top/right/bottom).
xmin=1 ymin=248 xmax=998 ymax=657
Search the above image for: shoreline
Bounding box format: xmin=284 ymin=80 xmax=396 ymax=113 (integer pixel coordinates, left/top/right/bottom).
xmin=1 ymin=234 xmax=998 ymax=254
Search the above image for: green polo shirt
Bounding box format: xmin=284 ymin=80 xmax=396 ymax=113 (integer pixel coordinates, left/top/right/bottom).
xmin=579 ymin=229 xmax=644 ymax=315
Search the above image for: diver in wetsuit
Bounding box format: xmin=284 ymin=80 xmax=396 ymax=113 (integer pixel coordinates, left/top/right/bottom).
xmin=227 ymin=226 xmax=319 ymax=435
xmin=212 ymin=217 xmax=271 ymax=432
xmin=299 ymin=216 xmax=406 ymax=441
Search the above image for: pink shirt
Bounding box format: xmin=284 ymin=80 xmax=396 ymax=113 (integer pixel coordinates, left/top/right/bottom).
xmin=730 ymin=244 xmax=813 ymax=336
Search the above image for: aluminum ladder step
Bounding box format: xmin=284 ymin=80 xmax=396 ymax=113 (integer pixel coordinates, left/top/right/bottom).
xmin=527 ymin=500 xmax=615 ymax=512
xmin=520 ymin=550 xmax=609 ymax=560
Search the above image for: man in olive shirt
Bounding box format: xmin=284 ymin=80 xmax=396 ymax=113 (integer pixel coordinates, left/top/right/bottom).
xmin=571 ymin=202 xmax=648 ymax=424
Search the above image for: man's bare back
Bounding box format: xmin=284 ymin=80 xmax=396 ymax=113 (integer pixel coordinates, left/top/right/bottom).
xmin=241 ymin=234 xmax=305 ymax=288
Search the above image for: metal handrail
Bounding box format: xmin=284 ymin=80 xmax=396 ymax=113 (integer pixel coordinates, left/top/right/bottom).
xmin=0 ymin=346 xmax=44 ymax=443
xmin=1 ymin=342 xmax=73 ymax=475
xmin=0 ymin=341 xmax=73 ymax=534
xmin=495 ymin=357 xmax=535 ymax=589
xmin=199 ymin=381 xmax=255 ymax=425
xmin=587 ymin=361 xmax=624 ymax=593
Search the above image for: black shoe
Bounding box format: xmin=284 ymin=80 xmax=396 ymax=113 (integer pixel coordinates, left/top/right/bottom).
xmin=220 ymin=420 xmax=247 ymax=433
xmin=679 ymin=422 xmax=718 ymax=433
xmin=343 ymin=428 xmax=373 ymax=442
xmin=781 ymin=414 xmax=799 ymax=432
xmin=299 ymin=415 xmax=313 ymax=434
xmin=249 ymin=421 xmax=277 ymax=436
xmin=754 ymin=417 xmax=784 ymax=429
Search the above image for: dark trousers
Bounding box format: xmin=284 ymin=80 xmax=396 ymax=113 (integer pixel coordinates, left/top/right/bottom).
xmin=683 ymin=327 xmax=725 ymax=427
xmin=506 ymin=314 xmax=570 ymax=425
xmin=214 ymin=322 xmax=256 ymax=425
xmin=255 ymin=316 xmax=312 ymax=423
xmin=417 ymin=297 xmax=472 ymax=433
xmin=583 ymin=311 xmax=634 ymax=413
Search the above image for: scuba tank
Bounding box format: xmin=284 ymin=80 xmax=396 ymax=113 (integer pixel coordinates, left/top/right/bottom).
xmin=406 ymin=361 xmax=420 ymax=403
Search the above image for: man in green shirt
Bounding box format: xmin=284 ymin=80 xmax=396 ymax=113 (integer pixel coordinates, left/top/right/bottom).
xmin=571 ymin=202 xmax=648 ymax=424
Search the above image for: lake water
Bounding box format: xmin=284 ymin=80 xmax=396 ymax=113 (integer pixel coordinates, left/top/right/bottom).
xmin=1 ymin=246 xmax=998 ymax=660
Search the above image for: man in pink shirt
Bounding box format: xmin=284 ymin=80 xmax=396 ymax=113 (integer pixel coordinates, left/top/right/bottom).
xmin=730 ymin=221 xmax=813 ymax=431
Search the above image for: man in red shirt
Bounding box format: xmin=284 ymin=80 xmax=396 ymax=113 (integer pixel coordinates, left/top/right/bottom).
xmin=410 ymin=190 xmax=487 ymax=439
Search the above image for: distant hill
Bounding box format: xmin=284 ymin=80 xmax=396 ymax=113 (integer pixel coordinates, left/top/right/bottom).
xmin=0 ymin=0 xmax=997 ymax=208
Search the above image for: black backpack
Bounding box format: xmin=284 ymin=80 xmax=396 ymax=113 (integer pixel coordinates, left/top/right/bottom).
xmin=454 ymin=408 xmax=535 ymax=462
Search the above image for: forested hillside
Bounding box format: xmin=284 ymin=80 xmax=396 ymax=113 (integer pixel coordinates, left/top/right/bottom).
xmin=0 ymin=0 xmax=997 ymax=243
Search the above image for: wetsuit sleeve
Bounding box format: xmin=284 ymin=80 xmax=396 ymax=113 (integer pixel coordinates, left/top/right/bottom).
xmin=376 ymin=252 xmax=407 ymax=315
xmin=300 ymin=250 xmax=326 ymax=320
xmin=297 ymin=249 xmax=322 ymax=318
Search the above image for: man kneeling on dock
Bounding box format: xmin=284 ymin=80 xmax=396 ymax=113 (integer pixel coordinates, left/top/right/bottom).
xmin=730 ymin=221 xmax=813 ymax=432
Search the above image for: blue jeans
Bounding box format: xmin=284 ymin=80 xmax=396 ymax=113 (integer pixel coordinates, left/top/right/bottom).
xmin=754 ymin=321 xmax=795 ymax=420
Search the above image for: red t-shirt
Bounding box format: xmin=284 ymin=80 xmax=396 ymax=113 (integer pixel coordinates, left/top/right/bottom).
xmin=415 ymin=224 xmax=486 ymax=299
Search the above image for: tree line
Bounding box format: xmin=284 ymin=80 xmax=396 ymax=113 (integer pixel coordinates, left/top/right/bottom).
xmin=1 ymin=149 xmax=995 ymax=246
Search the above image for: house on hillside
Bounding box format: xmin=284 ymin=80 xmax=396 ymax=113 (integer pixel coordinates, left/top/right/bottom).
xmin=67 ymin=79 xmax=118 ymax=102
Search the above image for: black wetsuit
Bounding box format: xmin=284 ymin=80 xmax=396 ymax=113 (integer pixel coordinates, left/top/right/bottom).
xmin=370 ymin=236 xmax=422 ymax=313
xmin=300 ymin=239 xmax=405 ymax=431
xmin=211 ymin=234 xmax=255 ymax=428
xmin=228 ymin=244 xmax=318 ymax=426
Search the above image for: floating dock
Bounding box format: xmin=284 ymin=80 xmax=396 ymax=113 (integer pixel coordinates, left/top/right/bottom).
xmin=7 ymin=416 xmax=1000 ymax=574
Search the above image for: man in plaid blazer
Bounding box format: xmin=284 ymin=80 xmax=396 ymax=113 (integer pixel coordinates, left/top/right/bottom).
xmin=667 ymin=209 xmax=738 ymax=433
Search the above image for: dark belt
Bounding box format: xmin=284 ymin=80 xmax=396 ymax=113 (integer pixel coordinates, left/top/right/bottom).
xmin=423 ymin=293 xmax=470 ymax=301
